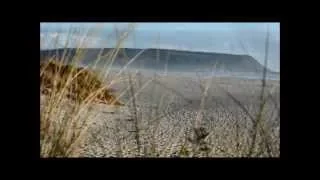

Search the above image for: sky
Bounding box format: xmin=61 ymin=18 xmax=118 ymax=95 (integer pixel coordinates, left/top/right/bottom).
xmin=40 ymin=23 xmax=280 ymax=72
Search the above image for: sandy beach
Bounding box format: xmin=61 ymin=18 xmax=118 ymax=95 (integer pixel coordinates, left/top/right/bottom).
xmin=41 ymin=69 xmax=280 ymax=157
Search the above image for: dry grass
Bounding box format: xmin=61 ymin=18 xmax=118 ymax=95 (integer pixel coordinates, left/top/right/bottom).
xmin=40 ymin=59 xmax=126 ymax=157
xmin=40 ymin=24 xmax=137 ymax=157
xmin=40 ymin=23 xmax=279 ymax=158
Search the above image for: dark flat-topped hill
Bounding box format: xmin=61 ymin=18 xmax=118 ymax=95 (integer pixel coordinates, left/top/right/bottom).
xmin=40 ymin=48 xmax=276 ymax=73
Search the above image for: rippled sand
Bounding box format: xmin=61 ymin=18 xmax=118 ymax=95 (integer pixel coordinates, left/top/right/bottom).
xmin=41 ymin=70 xmax=280 ymax=157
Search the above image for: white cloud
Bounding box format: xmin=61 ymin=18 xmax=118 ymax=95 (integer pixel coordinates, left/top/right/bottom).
xmin=49 ymin=32 xmax=58 ymax=38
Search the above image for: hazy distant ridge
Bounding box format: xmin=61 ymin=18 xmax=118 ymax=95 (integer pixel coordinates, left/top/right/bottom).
xmin=40 ymin=48 xmax=276 ymax=73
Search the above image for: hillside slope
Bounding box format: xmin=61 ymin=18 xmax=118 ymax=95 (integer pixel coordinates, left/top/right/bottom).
xmin=40 ymin=48 xmax=275 ymax=73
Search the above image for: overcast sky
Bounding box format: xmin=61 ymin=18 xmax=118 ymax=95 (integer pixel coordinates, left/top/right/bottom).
xmin=40 ymin=23 xmax=280 ymax=72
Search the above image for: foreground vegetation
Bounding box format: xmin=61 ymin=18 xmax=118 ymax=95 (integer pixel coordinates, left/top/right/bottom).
xmin=40 ymin=24 xmax=280 ymax=157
